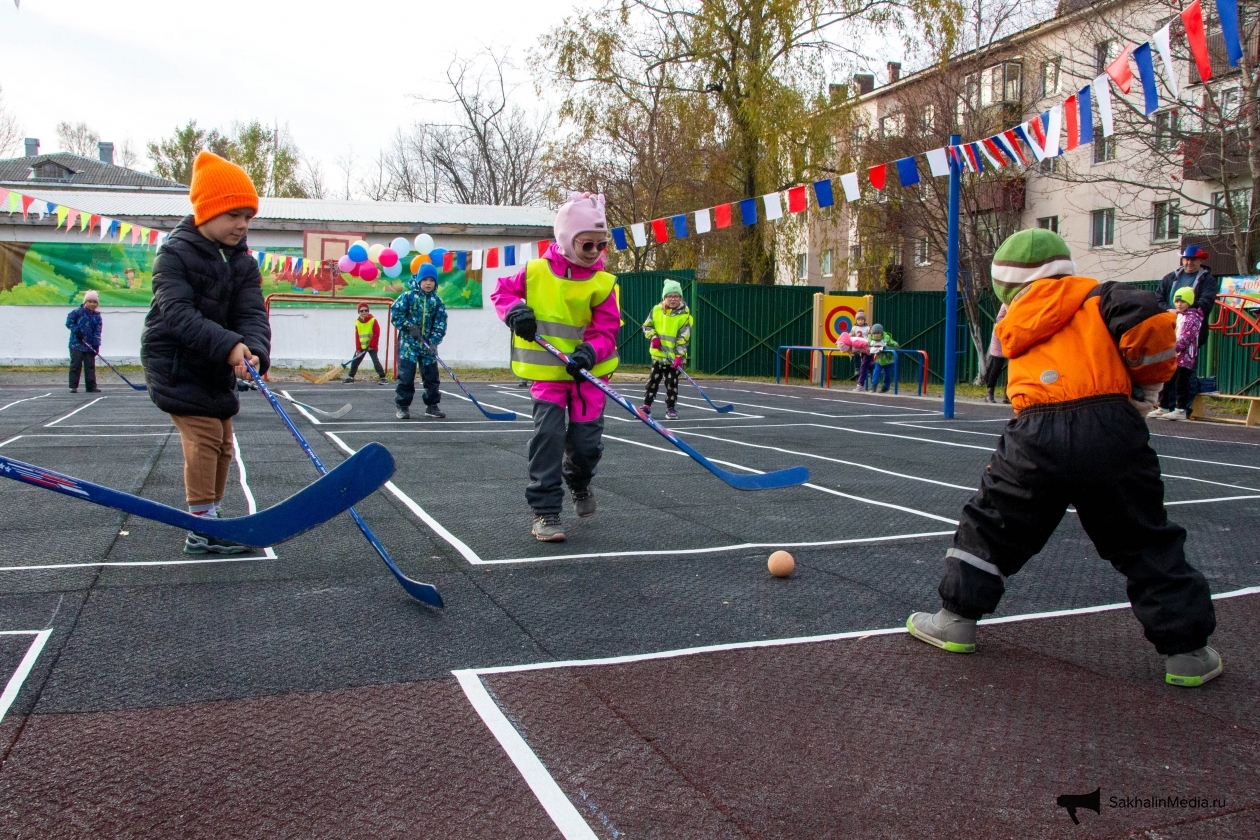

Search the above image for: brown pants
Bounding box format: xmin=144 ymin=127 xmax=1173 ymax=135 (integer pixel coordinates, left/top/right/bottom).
xmin=170 ymin=415 xmax=234 ymax=506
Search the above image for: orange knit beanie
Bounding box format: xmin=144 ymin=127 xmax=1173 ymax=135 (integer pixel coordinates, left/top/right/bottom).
xmin=190 ymin=151 xmax=259 ymax=225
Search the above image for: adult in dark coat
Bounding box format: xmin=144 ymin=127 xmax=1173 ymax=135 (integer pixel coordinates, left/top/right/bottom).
xmin=1155 ymin=245 xmax=1217 ymax=346
xmin=141 ymin=215 xmax=271 ymax=418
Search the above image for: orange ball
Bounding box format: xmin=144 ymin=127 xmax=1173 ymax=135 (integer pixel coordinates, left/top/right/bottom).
xmin=767 ymin=550 xmax=795 ymax=578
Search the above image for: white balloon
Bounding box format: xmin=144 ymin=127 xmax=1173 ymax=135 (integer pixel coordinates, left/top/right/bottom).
xmin=383 ymin=261 xmax=403 ymax=278
xmin=391 ymin=237 xmax=412 ymax=257
xmin=414 ymin=233 xmax=435 ymax=255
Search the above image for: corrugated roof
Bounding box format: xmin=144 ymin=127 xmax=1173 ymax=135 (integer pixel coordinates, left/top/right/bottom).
xmin=9 ymin=189 xmax=555 ymax=229
xmin=0 ymin=153 xmax=185 ymax=191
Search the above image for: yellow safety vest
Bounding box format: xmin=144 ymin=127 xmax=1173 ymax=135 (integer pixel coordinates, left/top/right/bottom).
xmin=511 ymin=259 xmax=620 ymax=381
xmin=644 ymin=304 xmax=693 ymax=362
xmin=355 ymin=316 xmax=376 ymax=350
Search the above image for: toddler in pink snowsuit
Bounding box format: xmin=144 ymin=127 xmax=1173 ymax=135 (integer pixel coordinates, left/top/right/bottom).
xmin=493 ymin=192 xmax=620 ymax=541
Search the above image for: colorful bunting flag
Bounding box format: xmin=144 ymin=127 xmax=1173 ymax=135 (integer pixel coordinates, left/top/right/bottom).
xmin=738 ymin=198 xmax=758 ymax=226
xmin=1000 ymin=131 xmax=1030 ymax=165
xmin=787 ymin=185 xmax=807 ymax=213
xmin=964 ymin=143 xmax=984 ymax=173
xmin=714 ymin=203 xmax=732 ymax=228
xmin=1132 ymin=43 xmax=1160 ymax=114
xmin=694 ymin=208 xmax=712 ymax=234
xmin=630 ymin=223 xmax=647 ymax=247
xmin=925 ymin=147 xmax=950 ymax=177
xmin=443 ymin=251 xmax=455 ymax=272
xmin=1044 ymin=105 xmax=1063 ymax=158
xmin=1078 ymin=84 xmax=1093 ymax=146
xmin=839 ymin=172 xmax=860 ymax=202
xmin=1064 ymin=94 xmax=1080 ymax=151
xmin=456 ymin=251 xmax=468 ymax=270
xmin=20 ymin=195 xmax=33 ymax=218
xmin=868 ymin=164 xmax=887 ymax=191
xmin=813 ymin=179 xmax=834 ymax=208
xmin=1216 ymin=0 xmax=1243 ymax=67
xmin=651 ymin=218 xmax=668 ymax=243
xmin=504 ymin=245 xmax=516 ymax=266
xmin=979 ymin=138 xmax=1006 ymax=166
xmin=471 ymin=249 xmax=483 ymax=270
xmin=762 ymin=192 xmax=783 ymax=221
xmin=56 ymin=205 xmax=68 ymax=228
xmin=671 ymin=214 xmax=689 ymax=239
xmin=1182 ymin=0 xmax=1212 ymax=82
xmin=485 ymin=247 xmax=499 ymax=269
xmin=1152 ymin=24 xmax=1178 ymax=98
xmin=537 ymin=239 xmax=550 ymax=257
xmin=1092 ymin=76 xmax=1114 ymax=137
xmin=1105 ymin=43 xmax=1134 ymax=94
xmin=895 ymin=156 xmax=920 ymax=187
xmin=611 ymin=227 xmax=629 ymax=250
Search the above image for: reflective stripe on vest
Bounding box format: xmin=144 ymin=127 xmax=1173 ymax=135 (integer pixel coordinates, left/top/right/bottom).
xmin=356 ymin=317 xmax=375 ymax=349
xmin=647 ymin=304 xmax=692 ymax=362
xmin=511 ymin=259 xmax=620 ymax=381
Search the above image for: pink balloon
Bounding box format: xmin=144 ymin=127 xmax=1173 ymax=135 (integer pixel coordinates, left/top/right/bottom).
xmin=337 ymin=254 xmax=355 ymax=273
xmin=359 ymin=263 xmax=380 ymax=281
xmin=378 ymin=248 xmax=398 ymax=268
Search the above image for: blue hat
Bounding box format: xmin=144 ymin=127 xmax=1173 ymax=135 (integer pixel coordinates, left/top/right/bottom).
xmin=1181 ymin=244 xmax=1208 ymax=259
xmin=409 ymin=262 xmax=439 ymax=290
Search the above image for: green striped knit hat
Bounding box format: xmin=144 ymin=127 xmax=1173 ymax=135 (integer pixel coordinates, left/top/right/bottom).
xmin=990 ymin=229 xmax=1076 ymax=303
xmin=662 ymin=279 xmax=684 ymax=299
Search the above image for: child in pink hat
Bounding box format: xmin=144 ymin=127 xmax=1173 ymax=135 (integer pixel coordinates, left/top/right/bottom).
xmin=493 ymin=192 xmax=620 ymax=541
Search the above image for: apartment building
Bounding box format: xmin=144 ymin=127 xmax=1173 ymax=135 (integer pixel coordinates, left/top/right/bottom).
xmin=785 ymin=0 xmax=1255 ymax=291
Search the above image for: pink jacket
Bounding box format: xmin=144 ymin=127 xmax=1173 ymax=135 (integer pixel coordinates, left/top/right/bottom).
xmin=491 ymin=243 xmax=620 ymax=363
xmin=988 ymin=304 xmax=1009 ymax=359
xmin=1174 ymin=307 xmax=1203 ymax=369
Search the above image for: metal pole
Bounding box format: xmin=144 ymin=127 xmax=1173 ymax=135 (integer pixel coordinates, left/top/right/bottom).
xmin=943 ymin=133 xmax=961 ymax=419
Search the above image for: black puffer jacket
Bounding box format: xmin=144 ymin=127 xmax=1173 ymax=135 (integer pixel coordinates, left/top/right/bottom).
xmin=141 ymin=216 xmax=271 ymax=418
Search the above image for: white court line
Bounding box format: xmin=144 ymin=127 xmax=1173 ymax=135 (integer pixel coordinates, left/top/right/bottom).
xmin=0 ymin=629 xmax=52 ymax=724
xmin=233 ymin=432 xmax=278 ymax=560
xmin=455 ymin=585 xmax=1260 ymax=840
xmin=688 ymin=395 xmax=930 ymax=421
xmin=325 ymin=432 xmax=483 ymax=565
xmin=56 ymin=424 xmax=174 ymax=428
xmin=1163 ymin=473 xmax=1260 ymax=493
xmin=890 ymin=422 xmax=1000 ymax=437
xmin=721 ymin=382 xmax=941 ymax=413
xmin=1159 ymin=454 xmax=1260 ymax=472
xmin=673 ymin=430 xmax=975 ymax=491
xmin=438 ymin=388 xmax=525 ymax=418
xmin=325 ymin=428 xmax=534 ymax=435
xmin=1150 ymin=431 xmax=1260 ymax=447
xmin=9 ymin=433 xmax=174 ymax=438
xmin=483 ymin=530 xmax=955 ymax=565
xmin=44 ymin=396 xmax=105 ymax=427
xmin=807 ymin=423 xmax=994 ymax=451
xmin=901 ymin=417 xmax=1011 ymax=424
xmin=0 ymin=393 xmax=51 ymax=412
xmin=280 ymin=391 xmax=322 ymax=425
xmin=602 ymin=434 xmax=959 ymax=525
xmin=1165 ymin=495 xmax=1260 ymax=506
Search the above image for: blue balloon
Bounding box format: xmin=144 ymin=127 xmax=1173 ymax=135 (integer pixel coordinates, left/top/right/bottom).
xmin=347 ymin=243 xmax=368 ymax=263
xmin=428 ymin=248 xmax=446 ymax=267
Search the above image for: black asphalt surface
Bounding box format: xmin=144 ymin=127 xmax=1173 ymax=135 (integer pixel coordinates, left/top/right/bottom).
xmin=1 ymin=377 xmax=1258 ymax=837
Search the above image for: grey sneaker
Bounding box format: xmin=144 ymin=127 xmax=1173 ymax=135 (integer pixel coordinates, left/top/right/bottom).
xmin=424 ymin=404 xmax=446 ymax=419
xmin=184 ymin=532 xmax=251 ymax=555
xmin=1166 ymin=646 xmax=1223 ymax=687
xmin=907 ymin=608 xmax=977 ymax=653
xmin=395 ymin=407 xmax=410 ymax=420
xmin=343 ymin=377 xmax=354 ymax=384
xmin=571 ymin=489 xmax=597 ymax=518
xmin=532 ymin=513 xmax=566 ymax=542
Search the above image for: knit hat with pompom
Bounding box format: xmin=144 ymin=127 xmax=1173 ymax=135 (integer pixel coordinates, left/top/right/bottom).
xmin=990 ymin=229 xmax=1076 ymax=303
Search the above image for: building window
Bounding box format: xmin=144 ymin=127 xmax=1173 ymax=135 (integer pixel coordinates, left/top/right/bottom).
xmin=1094 ymin=40 xmax=1117 ymax=73
xmin=1038 ymin=155 xmax=1059 ymax=174
xmin=1219 ymin=88 xmax=1240 ymax=121
xmin=1093 ymin=130 xmax=1115 ymax=164
xmin=1152 ymin=201 xmax=1180 ymax=242
xmin=888 ymin=244 xmax=903 ymax=267
xmin=795 ymin=253 xmax=808 ymax=281
xmin=1036 ymin=216 xmax=1059 ymax=233
xmin=913 ymin=237 xmax=930 ymax=266
xmin=821 ymin=249 xmax=833 ymax=277
xmin=880 ymin=113 xmax=905 ymax=138
xmin=1039 ymin=58 xmax=1060 ymax=98
xmin=1090 ymin=209 xmax=1115 ymax=248
xmin=1213 ymin=191 xmax=1251 ymax=233
xmin=918 ymin=104 xmax=935 ymax=137
xmin=1154 ymin=110 xmax=1179 ymax=151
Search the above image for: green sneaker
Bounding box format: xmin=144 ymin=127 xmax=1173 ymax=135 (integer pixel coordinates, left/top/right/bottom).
xmin=907 ymin=608 xmax=977 ymax=653
xmin=1165 ymin=646 xmax=1222 ymax=687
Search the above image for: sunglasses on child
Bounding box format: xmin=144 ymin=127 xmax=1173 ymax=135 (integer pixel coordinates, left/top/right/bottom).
xmin=578 ymin=239 xmax=609 ymax=253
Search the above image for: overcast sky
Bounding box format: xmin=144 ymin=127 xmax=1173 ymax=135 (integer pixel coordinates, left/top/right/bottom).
xmin=1 ymin=0 xmax=584 ymax=181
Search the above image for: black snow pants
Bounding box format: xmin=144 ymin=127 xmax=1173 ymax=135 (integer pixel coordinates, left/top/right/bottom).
xmin=939 ymin=394 xmax=1215 ymax=656
xmin=526 ymin=398 xmax=604 ymax=515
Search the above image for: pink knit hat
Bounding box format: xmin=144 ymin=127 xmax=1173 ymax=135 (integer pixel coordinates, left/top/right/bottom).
xmin=83 ymin=290 xmax=100 ymax=304
xmin=554 ymin=192 xmax=607 ymax=262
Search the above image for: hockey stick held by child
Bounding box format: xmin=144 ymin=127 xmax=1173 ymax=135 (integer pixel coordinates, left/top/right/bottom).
xmin=420 ymin=338 xmax=517 ymax=421
xmin=75 ymin=344 xmax=147 ymax=391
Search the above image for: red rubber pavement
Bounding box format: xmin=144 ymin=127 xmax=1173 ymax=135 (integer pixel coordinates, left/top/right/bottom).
xmin=483 ymin=595 xmax=1260 ymax=839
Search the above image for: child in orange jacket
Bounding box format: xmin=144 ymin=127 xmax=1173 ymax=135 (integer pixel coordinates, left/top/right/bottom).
xmin=907 ymin=229 xmax=1221 ymax=687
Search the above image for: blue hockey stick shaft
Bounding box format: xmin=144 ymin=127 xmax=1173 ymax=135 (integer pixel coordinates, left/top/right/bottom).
xmin=76 ymin=345 xmax=147 ymax=390
xmin=0 ymin=444 xmax=394 ymax=547
xmin=678 ymin=367 xmax=733 ymax=413
xmin=243 ymin=361 xmax=443 ymax=608
xmin=533 ymin=337 xmax=807 ymax=490
xmin=421 ymin=340 xmax=517 ymax=421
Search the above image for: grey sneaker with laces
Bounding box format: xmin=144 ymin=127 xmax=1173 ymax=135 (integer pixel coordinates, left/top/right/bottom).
xmin=396 ymin=407 xmax=410 ymax=420
xmin=532 ymin=513 xmax=566 ymax=542
xmin=571 ymin=489 xmax=597 ymax=518
xmin=1165 ymin=646 xmax=1223 ymax=687
xmin=907 ymin=608 xmax=977 ymax=653
xmin=184 ymin=532 xmax=251 ymax=555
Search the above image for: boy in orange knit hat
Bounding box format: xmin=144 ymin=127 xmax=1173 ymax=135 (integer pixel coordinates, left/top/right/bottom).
xmin=141 ymin=151 xmax=272 ymax=555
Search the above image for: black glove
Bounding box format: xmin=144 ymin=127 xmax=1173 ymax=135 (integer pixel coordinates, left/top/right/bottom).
xmin=505 ymin=303 xmax=537 ymax=341
xmin=566 ymin=342 xmax=596 ymax=378
xmin=406 ymin=325 xmax=424 ymax=341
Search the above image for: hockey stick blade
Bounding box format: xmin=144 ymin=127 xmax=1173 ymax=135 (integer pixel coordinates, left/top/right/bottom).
xmin=284 ymin=395 xmax=353 ymax=419
xmin=679 ymin=368 xmax=733 ymax=413
xmin=424 ymin=340 xmax=517 ymax=420
xmin=533 ymin=337 xmax=808 ymax=490
xmin=244 ymin=361 xmax=444 ymax=608
xmin=79 ymin=346 xmax=147 ymax=390
xmin=0 ymin=443 xmax=394 ymax=546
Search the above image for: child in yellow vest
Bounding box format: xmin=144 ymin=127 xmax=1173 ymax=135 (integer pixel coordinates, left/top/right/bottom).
xmin=641 ymin=279 xmax=693 ymax=420
xmin=493 ymin=193 xmax=620 ymax=542
xmin=345 ymin=303 xmax=387 ymax=384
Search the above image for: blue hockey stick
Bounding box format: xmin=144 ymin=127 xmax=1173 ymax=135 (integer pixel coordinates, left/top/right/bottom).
xmin=422 ymin=339 xmax=516 ymax=421
xmin=76 ymin=345 xmax=147 ymax=391
xmin=533 ymin=337 xmax=808 ymax=490
xmin=678 ymin=366 xmax=733 ymax=413
xmin=0 ymin=444 xmax=394 ymax=547
xmin=243 ymin=361 xmax=443 ymax=608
